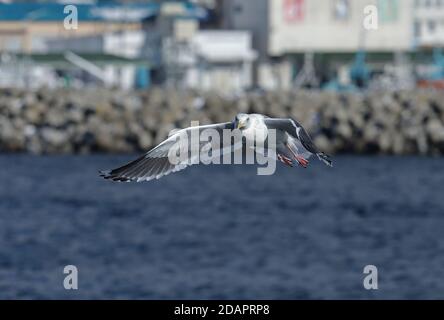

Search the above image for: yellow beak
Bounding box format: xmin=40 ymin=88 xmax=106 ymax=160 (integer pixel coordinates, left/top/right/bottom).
xmin=237 ymin=121 xmax=245 ymax=129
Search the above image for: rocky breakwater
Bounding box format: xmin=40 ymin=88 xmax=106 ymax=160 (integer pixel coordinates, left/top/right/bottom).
xmin=0 ymin=87 xmax=443 ymax=155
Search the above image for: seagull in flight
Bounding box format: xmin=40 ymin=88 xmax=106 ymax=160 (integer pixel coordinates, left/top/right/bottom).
xmin=99 ymin=113 xmax=332 ymax=182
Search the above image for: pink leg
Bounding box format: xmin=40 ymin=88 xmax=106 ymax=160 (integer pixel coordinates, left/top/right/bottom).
xmin=286 ymin=143 xmax=309 ymax=168
xmin=277 ymin=154 xmax=293 ymax=167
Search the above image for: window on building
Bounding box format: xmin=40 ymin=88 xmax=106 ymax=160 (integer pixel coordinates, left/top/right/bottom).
xmin=414 ymin=21 xmax=421 ymax=38
xmin=333 ymin=0 xmax=350 ymax=21
xmin=413 ymin=21 xmax=421 ymax=38
xmin=428 ymin=20 xmax=437 ymax=33
xmin=233 ymin=4 xmax=242 ymax=14
xmin=283 ymin=0 xmax=305 ymax=23
xmin=378 ymin=0 xmax=399 ymax=23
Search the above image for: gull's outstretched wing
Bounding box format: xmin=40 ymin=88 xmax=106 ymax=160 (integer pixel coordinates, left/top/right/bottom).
xmin=100 ymin=122 xmax=236 ymax=182
xmin=263 ymin=118 xmax=319 ymax=153
xmin=264 ymin=118 xmax=332 ymax=166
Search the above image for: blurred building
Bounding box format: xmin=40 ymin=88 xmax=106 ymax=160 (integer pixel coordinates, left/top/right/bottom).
xmin=40 ymin=0 xmax=209 ymax=89
xmin=0 ymin=1 xmax=258 ymax=92
xmin=0 ymin=1 xmax=213 ymax=90
xmin=182 ymin=30 xmax=257 ymax=92
xmin=0 ymin=2 xmax=154 ymax=53
xmin=269 ymin=0 xmax=413 ymax=54
xmin=270 ymin=0 xmax=415 ymax=89
xmin=1 ymin=0 xmax=443 ymax=92
xmin=144 ymin=1 xmax=257 ymax=93
xmin=413 ymin=0 xmax=444 ymax=47
xmin=413 ymin=0 xmax=444 ymax=88
xmin=0 ymin=1 xmax=158 ymax=89
xmin=222 ymin=0 xmax=417 ymax=90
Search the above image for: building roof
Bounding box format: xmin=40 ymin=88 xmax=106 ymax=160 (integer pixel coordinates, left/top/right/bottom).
xmin=0 ymin=1 xmax=207 ymax=22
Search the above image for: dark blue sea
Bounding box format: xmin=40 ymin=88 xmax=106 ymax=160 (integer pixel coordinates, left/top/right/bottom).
xmin=0 ymin=154 xmax=443 ymax=299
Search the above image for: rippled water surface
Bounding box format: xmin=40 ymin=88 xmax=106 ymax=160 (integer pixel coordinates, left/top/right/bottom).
xmin=0 ymin=154 xmax=443 ymax=299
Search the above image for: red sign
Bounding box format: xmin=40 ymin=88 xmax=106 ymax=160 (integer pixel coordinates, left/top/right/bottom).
xmin=284 ymin=0 xmax=304 ymax=22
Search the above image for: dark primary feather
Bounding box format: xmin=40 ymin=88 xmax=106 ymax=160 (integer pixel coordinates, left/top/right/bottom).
xmin=317 ymin=153 xmax=333 ymax=167
xmin=296 ymin=125 xmax=320 ymax=154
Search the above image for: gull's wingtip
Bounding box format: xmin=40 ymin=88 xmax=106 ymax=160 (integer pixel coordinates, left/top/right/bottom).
xmin=317 ymin=153 xmax=333 ymax=167
xmin=99 ymin=170 xmax=136 ymax=182
xmin=99 ymin=170 xmax=111 ymax=178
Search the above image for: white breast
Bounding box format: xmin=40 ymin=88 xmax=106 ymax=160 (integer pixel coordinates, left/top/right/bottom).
xmin=243 ymin=117 xmax=268 ymax=144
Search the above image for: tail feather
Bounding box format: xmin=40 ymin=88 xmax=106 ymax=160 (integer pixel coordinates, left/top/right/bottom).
xmin=317 ymin=153 xmax=333 ymax=167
